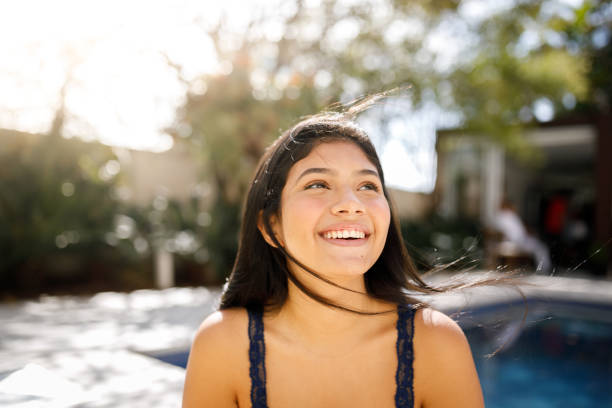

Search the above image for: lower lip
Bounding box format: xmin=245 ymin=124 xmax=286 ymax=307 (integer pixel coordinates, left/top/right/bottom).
xmin=319 ymin=235 xmax=369 ymax=247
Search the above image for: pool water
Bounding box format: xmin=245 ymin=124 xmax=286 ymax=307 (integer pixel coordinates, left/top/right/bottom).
xmin=151 ymin=349 xmax=190 ymax=369
xmin=465 ymin=314 xmax=612 ymax=407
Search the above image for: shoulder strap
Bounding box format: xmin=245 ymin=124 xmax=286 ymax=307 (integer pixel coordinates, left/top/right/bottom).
xmin=395 ymin=304 xmax=416 ymax=408
xmin=248 ymin=307 xmax=268 ymax=408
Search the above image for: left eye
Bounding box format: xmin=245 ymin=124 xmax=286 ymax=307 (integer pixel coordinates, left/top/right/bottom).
xmin=359 ymin=183 xmax=379 ymax=192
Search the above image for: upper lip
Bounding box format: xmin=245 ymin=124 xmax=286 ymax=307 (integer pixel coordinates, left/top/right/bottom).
xmin=319 ymin=223 xmax=371 ymax=236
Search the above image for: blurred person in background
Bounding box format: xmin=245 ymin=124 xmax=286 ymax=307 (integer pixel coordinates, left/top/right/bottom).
xmin=494 ymin=198 xmax=552 ymax=273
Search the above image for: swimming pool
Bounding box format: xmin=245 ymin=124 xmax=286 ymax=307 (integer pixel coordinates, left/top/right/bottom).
xmin=155 ymin=299 xmax=612 ymax=407
xmin=462 ymin=298 xmax=612 ymax=407
xmin=151 ymin=349 xmax=190 ymax=369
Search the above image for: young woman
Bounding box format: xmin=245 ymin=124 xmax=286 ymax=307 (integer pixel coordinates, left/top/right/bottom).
xmin=183 ymin=99 xmax=485 ymax=408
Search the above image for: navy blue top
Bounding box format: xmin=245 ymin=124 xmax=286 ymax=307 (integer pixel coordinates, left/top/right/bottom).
xmin=247 ymin=305 xmax=416 ymax=408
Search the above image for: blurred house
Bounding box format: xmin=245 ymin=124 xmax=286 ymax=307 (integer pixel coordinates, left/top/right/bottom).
xmin=435 ymin=115 xmax=611 ymax=275
xmin=387 ymin=189 xmax=433 ymax=220
xmin=117 ymin=143 xmax=202 ymax=206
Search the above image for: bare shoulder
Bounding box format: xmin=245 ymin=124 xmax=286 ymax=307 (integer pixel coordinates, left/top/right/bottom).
xmin=183 ymin=308 xmax=249 ymax=408
xmin=413 ymin=308 xmax=484 ymax=408
xmin=192 ymin=308 xmax=249 ymax=348
xmin=414 ymin=308 xmax=468 ymax=351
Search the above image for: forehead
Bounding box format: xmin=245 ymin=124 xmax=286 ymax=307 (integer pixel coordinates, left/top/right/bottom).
xmin=287 ymin=141 xmax=377 ymax=177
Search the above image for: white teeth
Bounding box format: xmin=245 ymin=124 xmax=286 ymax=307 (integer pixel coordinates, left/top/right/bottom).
xmin=324 ymin=230 xmax=366 ymax=239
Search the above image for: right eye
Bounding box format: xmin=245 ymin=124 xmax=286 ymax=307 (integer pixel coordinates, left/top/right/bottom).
xmin=304 ymin=181 xmax=329 ymax=190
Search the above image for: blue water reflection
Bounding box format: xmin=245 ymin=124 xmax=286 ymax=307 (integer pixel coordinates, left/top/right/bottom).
xmin=465 ymin=304 xmax=612 ymax=407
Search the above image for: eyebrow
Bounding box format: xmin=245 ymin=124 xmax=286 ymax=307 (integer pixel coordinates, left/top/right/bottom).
xmin=295 ymin=167 xmax=379 ymax=183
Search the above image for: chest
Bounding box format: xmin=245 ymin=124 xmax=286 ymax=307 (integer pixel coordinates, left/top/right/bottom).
xmin=237 ymin=327 xmax=400 ymax=408
xmin=272 ymin=341 xmax=398 ymax=407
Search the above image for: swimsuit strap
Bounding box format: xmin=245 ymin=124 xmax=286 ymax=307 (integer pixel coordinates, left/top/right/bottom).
xmin=248 ymin=306 xmax=269 ymax=408
xmin=395 ymin=304 xmax=416 ymax=408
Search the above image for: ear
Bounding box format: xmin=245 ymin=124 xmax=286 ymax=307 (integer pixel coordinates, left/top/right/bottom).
xmin=257 ymin=211 xmax=283 ymax=248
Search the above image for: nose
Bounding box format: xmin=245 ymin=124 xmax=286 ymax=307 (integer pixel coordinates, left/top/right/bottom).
xmin=331 ymin=188 xmax=365 ymax=216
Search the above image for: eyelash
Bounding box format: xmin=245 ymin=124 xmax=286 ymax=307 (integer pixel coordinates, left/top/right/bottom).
xmin=359 ymin=183 xmax=380 ymax=192
xmin=304 ymin=181 xmax=329 ymax=190
xmin=304 ymin=181 xmax=380 ymax=192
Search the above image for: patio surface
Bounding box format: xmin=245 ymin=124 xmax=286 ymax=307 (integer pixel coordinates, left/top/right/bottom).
xmin=0 ymin=287 xmax=220 ymax=408
xmin=1 ymin=275 xmax=611 ymax=407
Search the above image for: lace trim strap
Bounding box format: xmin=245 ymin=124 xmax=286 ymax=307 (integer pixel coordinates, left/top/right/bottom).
xmin=248 ymin=307 xmax=269 ymax=408
xmin=395 ymin=304 xmax=416 ymax=408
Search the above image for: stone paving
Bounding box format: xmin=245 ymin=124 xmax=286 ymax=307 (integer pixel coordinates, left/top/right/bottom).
xmin=0 ymin=287 xmax=220 ymax=407
xmin=1 ymin=275 xmax=611 ymax=407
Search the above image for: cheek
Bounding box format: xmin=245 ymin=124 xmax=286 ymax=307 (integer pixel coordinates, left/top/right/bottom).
xmin=284 ymin=195 xmax=325 ymax=217
xmin=371 ymin=198 xmax=391 ymax=228
xmin=280 ymin=196 xmax=325 ymax=237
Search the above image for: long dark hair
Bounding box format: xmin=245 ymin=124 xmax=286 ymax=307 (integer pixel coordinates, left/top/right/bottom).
xmin=220 ymin=95 xmax=501 ymax=314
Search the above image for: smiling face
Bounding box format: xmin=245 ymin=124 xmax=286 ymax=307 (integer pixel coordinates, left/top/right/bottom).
xmin=268 ymin=141 xmax=391 ymax=282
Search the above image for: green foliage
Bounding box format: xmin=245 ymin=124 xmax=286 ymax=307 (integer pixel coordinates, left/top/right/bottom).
xmin=556 ymin=0 xmax=612 ymax=112
xmin=204 ymin=199 xmax=242 ymax=281
xmin=0 ymin=130 xmax=145 ymax=294
xmin=400 ymin=214 xmax=483 ymax=271
xmin=444 ymin=1 xmax=595 ymax=160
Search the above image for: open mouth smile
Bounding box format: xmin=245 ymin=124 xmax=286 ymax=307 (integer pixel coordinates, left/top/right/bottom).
xmin=318 ymin=226 xmax=370 ymax=246
xmin=322 ymin=229 xmax=366 ymax=239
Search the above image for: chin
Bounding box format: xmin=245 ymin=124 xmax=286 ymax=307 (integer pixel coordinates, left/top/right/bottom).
xmin=317 ymin=260 xmax=374 ymax=278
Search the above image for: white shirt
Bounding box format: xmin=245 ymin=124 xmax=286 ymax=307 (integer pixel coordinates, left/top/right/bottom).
xmin=494 ymin=209 xmax=527 ymax=243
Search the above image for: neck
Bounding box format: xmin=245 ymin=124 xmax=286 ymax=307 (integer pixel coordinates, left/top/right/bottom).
xmin=275 ymin=266 xmax=394 ymax=339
